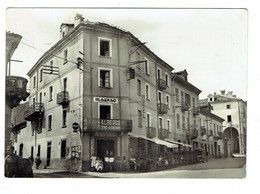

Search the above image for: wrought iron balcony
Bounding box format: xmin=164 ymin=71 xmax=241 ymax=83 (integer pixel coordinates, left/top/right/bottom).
xmin=158 ymin=128 xmax=169 ymax=139
xmin=57 ymin=91 xmax=69 ymax=105
xmin=24 ymin=103 xmax=44 ymax=121
xmin=6 ymin=76 xmax=29 ymax=108
xmin=181 ymin=102 xmax=189 ymax=111
xmin=186 ymin=128 xmax=199 ymax=140
xmin=147 ymin=126 xmax=156 ymax=138
xmin=157 ymin=79 xmax=167 ymax=90
xmin=193 ymin=107 xmax=200 ymax=115
xmin=201 ymin=126 xmax=206 ymax=136
xmin=83 ymin=118 xmax=132 ymax=133
xmin=158 ymin=103 xmax=168 ymax=114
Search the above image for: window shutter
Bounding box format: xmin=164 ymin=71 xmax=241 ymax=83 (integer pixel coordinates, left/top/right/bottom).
xmin=105 ymin=71 xmax=110 ymax=87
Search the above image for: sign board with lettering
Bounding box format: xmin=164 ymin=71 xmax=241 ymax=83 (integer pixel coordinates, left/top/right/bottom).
xmin=94 ymin=97 xmax=118 ymax=103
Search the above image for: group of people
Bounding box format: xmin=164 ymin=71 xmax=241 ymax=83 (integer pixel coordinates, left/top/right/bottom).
xmin=5 ymin=145 xmax=42 ymax=177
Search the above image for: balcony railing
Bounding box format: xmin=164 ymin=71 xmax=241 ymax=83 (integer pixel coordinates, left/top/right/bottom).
xmin=158 ymin=103 xmax=168 ymax=114
xmin=192 ymin=108 xmax=200 ymax=115
xmin=158 ymin=128 xmax=169 ymax=139
xmin=201 ymin=126 xmax=206 ymax=136
xmin=181 ymin=102 xmax=189 ymax=111
xmin=186 ymin=128 xmax=199 ymax=140
xmin=147 ymin=126 xmax=156 ymax=138
xmin=157 ymin=79 xmax=167 ymax=90
xmin=24 ymin=103 xmax=44 ymax=121
xmin=57 ymin=91 xmax=69 ymax=105
xmin=83 ymin=118 xmax=132 ymax=133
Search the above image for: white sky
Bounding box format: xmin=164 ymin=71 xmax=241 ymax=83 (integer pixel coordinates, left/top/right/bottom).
xmin=6 ymin=8 xmax=247 ymax=100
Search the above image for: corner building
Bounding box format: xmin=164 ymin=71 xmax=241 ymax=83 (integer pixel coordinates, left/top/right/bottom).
xmin=13 ymin=15 xmax=204 ymax=171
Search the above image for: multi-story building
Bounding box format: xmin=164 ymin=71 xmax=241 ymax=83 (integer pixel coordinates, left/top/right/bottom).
xmin=199 ymin=101 xmax=225 ymax=158
xmin=170 ymin=70 xmax=202 ymax=150
xmin=12 ymin=14 xmax=180 ymax=171
xmin=205 ymin=90 xmax=247 ymax=156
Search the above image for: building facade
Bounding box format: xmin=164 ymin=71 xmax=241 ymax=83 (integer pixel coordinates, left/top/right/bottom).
xmin=13 ymin=15 xmax=210 ymax=171
xmin=205 ymin=91 xmax=247 ymax=155
xmin=199 ymin=102 xmax=225 ymax=158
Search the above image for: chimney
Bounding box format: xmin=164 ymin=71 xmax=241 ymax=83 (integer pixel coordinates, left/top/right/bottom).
xmin=220 ymin=90 xmax=225 ymax=95
xmin=74 ymin=13 xmax=84 ymax=27
xmin=227 ymin=91 xmax=233 ymax=96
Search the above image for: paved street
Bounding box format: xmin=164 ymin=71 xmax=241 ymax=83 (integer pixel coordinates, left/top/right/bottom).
xmin=33 ymin=157 xmax=245 ymax=178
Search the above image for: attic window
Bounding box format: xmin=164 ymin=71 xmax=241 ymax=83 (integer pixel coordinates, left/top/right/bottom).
xmin=99 ymin=37 xmax=112 ymax=57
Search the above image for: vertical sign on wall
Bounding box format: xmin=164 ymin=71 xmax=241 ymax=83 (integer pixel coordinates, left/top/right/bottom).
xmin=142 ymin=95 xmax=146 ymax=118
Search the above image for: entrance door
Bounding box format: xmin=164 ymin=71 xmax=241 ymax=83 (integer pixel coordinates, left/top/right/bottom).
xmin=47 ymin=142 xmax=51 ymax=166
xmin=100 ymin=105 xmax=111 ymax=119
xmin=97 ymin=139 xmax=115 ymax=160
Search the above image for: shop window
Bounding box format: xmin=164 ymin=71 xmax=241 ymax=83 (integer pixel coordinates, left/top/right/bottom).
xmin=99 ymin=37 xmax=112 ymax=57
xmin=99 ymin=68 xmax=113 ymax=88
xmin=61 ymin=139 xmax=67 ymax=158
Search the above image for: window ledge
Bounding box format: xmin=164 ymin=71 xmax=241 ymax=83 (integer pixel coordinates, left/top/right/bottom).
xmin=62 ymin=125 xmax=67 ymax=128
xmin=99 ymin=86 xmax=113 ymax=89
xmin=99 ymin=55 xmax=112 ymax=59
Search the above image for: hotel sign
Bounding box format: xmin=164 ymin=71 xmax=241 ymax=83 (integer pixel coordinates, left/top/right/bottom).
xmin=94 ymin=97 xmax=118 ymax=103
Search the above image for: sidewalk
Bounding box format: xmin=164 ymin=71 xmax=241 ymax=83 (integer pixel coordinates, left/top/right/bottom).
xmin=32 ymin=168 xmax=67 ymax=174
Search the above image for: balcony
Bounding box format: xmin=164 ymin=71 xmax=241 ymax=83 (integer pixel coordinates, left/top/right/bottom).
xmin=201 ymin=126 xmax=206 ymax=136
xmin=157 ymin=79 xmax=167 ymax=90
xmin=218 ymin=131 xmax=223 ymax=138
xmin=24 ymin=103 xmax=44 ymax=121
xmin=193 ymin=108 xmax=200 ymax=115
xmin=181 ymin=102 xmax=189 ymax=111
xmin=57 ymin=91 xmax=69 ymax=105
xmin=213 ymin=133 xmax=221 ymax=140
xmin=158 ymin=103 xmax=168 ymax=114
xmin=186 ymin=128 xmax=199 ymax=140
xmin=83 ymin=119 xmax=132 ymax=133
xmin=147 ymin=127 xmax=156 ymax=138
xmin=209 ymin=130 xmax=213 ymax=136
xmin=158 ymin=128 xmax=169 ymax=139
xmin=6 ymin=76 xmax=29 ymax=108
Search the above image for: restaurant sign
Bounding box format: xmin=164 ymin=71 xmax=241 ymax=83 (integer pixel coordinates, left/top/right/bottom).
xmin=94 ymin=97 xmax=118 ymax=103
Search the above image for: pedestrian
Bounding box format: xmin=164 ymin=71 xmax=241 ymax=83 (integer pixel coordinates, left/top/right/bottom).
xmin=35 ymin=154 xmax=42 ymax=169
xmin=129 ymin=155 xmax=136 ymax=172
xmin=206 ymin=151 xmax=209 ymax=162
xmin=91 ymin=154 xmax=97 ymax=171
xmin=5 ymin=145 xmax=21 ymax=177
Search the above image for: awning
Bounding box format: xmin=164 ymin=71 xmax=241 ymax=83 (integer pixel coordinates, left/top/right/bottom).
xmin=129 ymin=133 xmax=178 ymax=148
xmin=165 ymin=139 xmax=192 ymax=148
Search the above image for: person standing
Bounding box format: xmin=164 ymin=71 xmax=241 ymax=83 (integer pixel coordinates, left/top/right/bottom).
xmin=35 ymin=154 xmax=42 ymax=169
xmin=5 ymin=146 xmax=21 ymax=177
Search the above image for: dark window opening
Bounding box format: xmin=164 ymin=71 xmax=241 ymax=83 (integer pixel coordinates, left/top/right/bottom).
xmin=40 ymin=69 xmax=43 ymax=82
xmin=100 ymin=70 xmax=111 ymax=88
xmin=61 ymin=139 xmax=66 ymax=158
xmin=48 ymin=115 xmax=52 ymax=131
xmin=62 ymin=109 xmax=67 ymax=127
xmin=49 ymin=86 xmax=53 ymax=101
xmin=19 ymin=143 xmax=23 ymax=157
xmin=100 ymin=105 xmax=111 ymax=119
xmin=227 ymin=115 xmax=232 ymax=122
xmin=63 ymin=49 xmax=68 ymax=64
xmin=37 ymin=145 xmax=41 ymax=156
xmin=100 ymin=40 xmax=110 ymax=56
xmin=63 ymin=78 xmax=67 ymax=91
xmin=138 ymin=110 xmax=142 ymax=128
xmin=227 ymin=104 xmax=231 ymax=109
xmin=31 ymin=146 xmax=34 ymax=157
xmin=137 ymin=79 xmax=141 ymax=96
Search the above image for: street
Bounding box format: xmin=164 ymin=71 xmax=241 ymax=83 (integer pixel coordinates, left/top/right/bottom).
xmin=33 ymin=157 xmax=246 ymax=178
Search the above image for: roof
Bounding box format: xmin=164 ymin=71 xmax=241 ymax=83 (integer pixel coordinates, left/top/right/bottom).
xmin=199 ymin=108 xmax=225 ymax=122
xmin=27 ymin=20 xmax=174 ymax=76
xmin=172 ymin=73 xmax=202 ymax=95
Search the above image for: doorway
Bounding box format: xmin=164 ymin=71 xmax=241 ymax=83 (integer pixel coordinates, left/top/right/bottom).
xmin=96 ymin=139 xmax=115 ymax=160
xmin=47 ymin=141 xmax=51 ymax=166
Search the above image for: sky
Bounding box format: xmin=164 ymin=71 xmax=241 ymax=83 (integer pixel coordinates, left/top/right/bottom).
xmin=6 ymin=8 xmax=248 ymax=100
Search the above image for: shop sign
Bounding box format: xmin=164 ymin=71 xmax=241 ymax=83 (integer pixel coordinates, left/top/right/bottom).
xmin=99 ymin=119 xmax=121 ymax=130
xmin=94 ymin=97 xmax=118 ymax=103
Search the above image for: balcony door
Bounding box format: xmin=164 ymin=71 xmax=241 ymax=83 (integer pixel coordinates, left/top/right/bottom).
xmin=99 ymin=105 xmax=111 ymax=119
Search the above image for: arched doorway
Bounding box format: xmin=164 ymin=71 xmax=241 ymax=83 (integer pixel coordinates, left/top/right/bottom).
xmin=19 ymin=143 xmax=23 ymax=157
xmin=223 ymin=127 xmax=240 ymax=156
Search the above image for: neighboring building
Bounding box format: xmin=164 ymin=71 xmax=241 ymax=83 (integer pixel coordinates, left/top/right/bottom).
xmin=170 ymin=70 xmax=202 ymax=151
xmin=204 ymin=90 xmax=247 ymax=155
xmin=199 ymin=101 xmax=225 ymax=158
xmin=5 ymin=32 xmax=29 ymax=156
xmin=13 ymin=14 xmax=206 ymax=171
